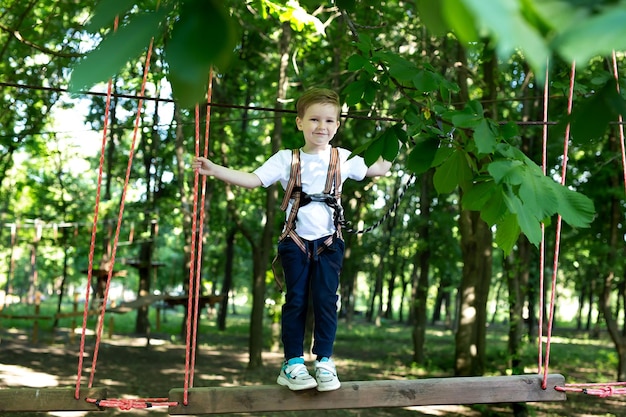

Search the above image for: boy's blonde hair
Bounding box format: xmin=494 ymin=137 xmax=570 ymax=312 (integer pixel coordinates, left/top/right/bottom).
xmin=296 ymin=88 xmax=340 ymax=118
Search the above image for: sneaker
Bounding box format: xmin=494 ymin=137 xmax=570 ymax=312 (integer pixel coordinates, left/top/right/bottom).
xmin=314 ymin=357 xmax=341 ymax=391
xmin=277 ymin=357 xmax=318 ymax=391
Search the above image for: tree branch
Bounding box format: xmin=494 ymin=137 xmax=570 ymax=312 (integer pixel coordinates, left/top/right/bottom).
xmin=0 ymin=22 xmax=82 ymax=59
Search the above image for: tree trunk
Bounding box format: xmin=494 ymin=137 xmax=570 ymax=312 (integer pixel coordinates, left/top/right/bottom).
xmin=217 ymin=228 xmax=236 ymax=331
xmin=367 ymin=261 xmax=384 ymax=324
xmin=506 ymin=236 xmax=530 ymax=374
xmin=411 ymin=170 xmax=432 ymax=364
xmin=134 ymin=221 xmax=157 ymax=335
xmin=455 ymin=210 xmax=493 ymax=376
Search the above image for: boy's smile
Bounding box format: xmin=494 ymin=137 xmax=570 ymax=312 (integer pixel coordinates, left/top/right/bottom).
xmin=296 ymin=103 xmax=340 ymax=154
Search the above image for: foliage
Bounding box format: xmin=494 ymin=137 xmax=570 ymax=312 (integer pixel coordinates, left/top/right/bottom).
xmin=344 ymin=34 xmax=596 ymax=253
xmin=419 ymin=0 xmax=626 ymax=78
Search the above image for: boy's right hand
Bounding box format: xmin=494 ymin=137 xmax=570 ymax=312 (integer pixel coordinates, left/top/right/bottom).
xmin=192 ymin=157 xmax=214 ymax=176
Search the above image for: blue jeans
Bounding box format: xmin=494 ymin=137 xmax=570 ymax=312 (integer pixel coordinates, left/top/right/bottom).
xmin=278 ymin=235 xmax=344 ymax=360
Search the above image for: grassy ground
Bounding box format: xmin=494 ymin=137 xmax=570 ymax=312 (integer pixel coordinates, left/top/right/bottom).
xmin=0 ymin=301 xmax=624 ymax=416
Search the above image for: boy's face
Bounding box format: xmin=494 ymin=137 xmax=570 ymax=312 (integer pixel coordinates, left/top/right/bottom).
xmin=296 ymin=103 xmax=340 ymax=152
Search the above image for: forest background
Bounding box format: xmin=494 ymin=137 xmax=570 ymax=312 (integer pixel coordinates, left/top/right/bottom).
xmin=2 ymin=0 xmax=626 ymax=408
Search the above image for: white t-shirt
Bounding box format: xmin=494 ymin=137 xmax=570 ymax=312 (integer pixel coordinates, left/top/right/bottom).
xmin=253 ymin=147 xmax=368 ymax=240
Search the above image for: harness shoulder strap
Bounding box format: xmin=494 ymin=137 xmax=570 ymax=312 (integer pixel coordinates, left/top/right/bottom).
xmin=326 ymin=147 xmax=343 ymax=239
xmin=324 ymin=147 xmax=340 ymax=197
xmin=280 ymin=149 xmax=301 ymax=211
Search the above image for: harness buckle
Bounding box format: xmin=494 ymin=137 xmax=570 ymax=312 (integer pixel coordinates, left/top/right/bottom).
xmin=306 ymin=193 xmax=336 ymax=204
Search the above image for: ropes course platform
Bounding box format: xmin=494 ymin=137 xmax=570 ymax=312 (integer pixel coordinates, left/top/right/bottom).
xmin=0 ymin=387 xmax=107 ymax=412
xmin=168 ymin=374 xmax=566 ymax=414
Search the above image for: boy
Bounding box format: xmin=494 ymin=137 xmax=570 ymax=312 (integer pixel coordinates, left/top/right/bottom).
xmin=192 ymin=88 xmax=391 ymax=391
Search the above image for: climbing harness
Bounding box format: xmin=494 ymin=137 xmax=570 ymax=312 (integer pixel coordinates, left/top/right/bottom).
xmin=277 ymin=147 xmax=342 ymax=254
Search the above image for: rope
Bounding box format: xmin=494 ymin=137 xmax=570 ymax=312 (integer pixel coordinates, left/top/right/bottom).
xmin=183 ymin=69 xmax=214 ymax=405
xmin=537 ymin=58 xmax=550 ymax=376
xmin=548 ymin=50 xmax=626 ymax=399
xmin=88 ymin=36 xmax=155 ymax=389
xmin=75 ymin=30 xmax=154 ymax=400
xmin=338 ymin=172 xmax=416 ymax=234
xmin=541 ymin=60 xmax=576 ymax=390
xmin=538 ymin=54 xmax=626 ymax=397
xmin=86 ymin=397 xmax=178 ymax=410
xmin=555 ymin=382 xmax=626 ymax=397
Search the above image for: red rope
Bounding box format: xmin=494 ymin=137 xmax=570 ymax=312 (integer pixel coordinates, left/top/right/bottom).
xmin=556 ymin=382 xmax=626 ymax=397
xmin=85 ymin=397 xmax=178 ymax=410
xmin=183 ymin=70 xmax=214 ymax=405
xmin=541 ymin=61 xmax=576 ymax=389
xmin=87 ymin=37 xmax=155 ymax=389
xmin=74 ymin=34 xmax=154 ymax=398
xmin=538 ymin=59 xmax=550 ymax=376
xmin=550 ymin=50 xmax=626 ymax=399
xmin=192 ymin=69 xmax=214 ymax=395
xmin=182 ymin=106 xmax=201 ymax=405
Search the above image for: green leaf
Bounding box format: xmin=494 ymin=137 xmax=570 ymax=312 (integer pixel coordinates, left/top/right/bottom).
xmin=495 ymin=212 xmax=521 ymax=255
xmin=442 ymin=0 xmax=479 ymax=42
xmin=416 ymin=0 xmax=451 ymax=36
xmin=503 ymin=187 xmax=542 ymax=246
xmin=413 ymin=70 xmax=440 ymax=93
xmin=336 ymin=0 xmax=357 ymax=11
xmin=383 ymin=125 xmax=403 ymax=161
xmin=488 ymin=160 xmax=525 ymax=185
xmin=363 ymin=81 xmax=378 ymax=105
xmin=388 ymin=60 xmax=418 ymax=83
xmin=500 ymin=121 xmax=519 ymax=141
xmin=85 ymin=0 xmax=136 ymax=33
xmin=347 ymin=54 xmax=375 ymax=74
xmin=433 ymin=148 xmax=472 ymax=194
xmin=69 ymin=10 xmax=167 ymax=92
xmin=474 ymin=119 xmax=497 ymax=154
xmin=451 ymin=101 xmax=484 ymax=128
xmin=518 ymin=172 xmax=559 ymax=221
xmin=459 ymin=0 xmax=550 ymax=83
xmin=432 ymin=143 xmax=455 ymax=167
xmin=461 ymin=180 xmax=495 ymax=212
xmin=407 ymin=136 xmax=440 ymax=175
xmin=364 ymin=131 xmax=388 ymax=166
xmin=528 ymin=0 xmax=588 ymax=32
xmin=549 ymin=182 xmax=596 ymax=228
xmin=354 ymin=34 xmax=373 ymax=54
xmin=553 ymin=8 xmax=626 ymax=65
xmin=343 ymin=80 xmax=366 ymax=107
xmin=481 ymin=186 xmax=508 ymax=226
xmin=165 ymin=0 xmax=237 ymax=108
xmin=451 ymin=112 xmax=481 ymax=129
xmin=567 ymin=80 xmax=626 ymax=141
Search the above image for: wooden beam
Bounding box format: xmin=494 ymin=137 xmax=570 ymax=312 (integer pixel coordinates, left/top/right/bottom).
xmin=0 ymin=387 xmax=107 ymax=412
xmin=168 ymin=374 xmax=566 ymax=415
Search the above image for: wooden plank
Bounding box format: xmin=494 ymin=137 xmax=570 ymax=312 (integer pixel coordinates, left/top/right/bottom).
xmin=0 ymin=387 xmax=107 ymax=412
xmin=168 ymin=374 xmax=566 ymax=415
